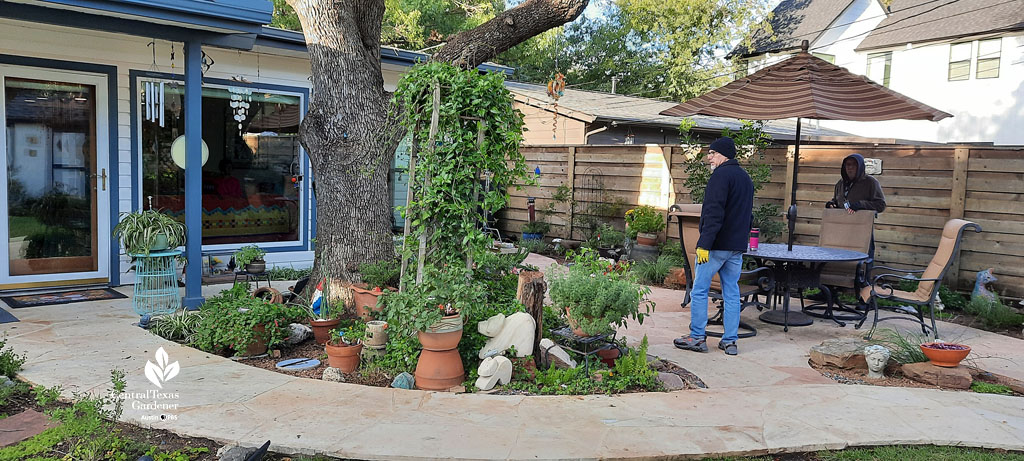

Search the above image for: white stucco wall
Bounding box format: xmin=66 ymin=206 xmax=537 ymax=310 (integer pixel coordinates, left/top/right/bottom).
xmin=0 ymin=19 xmax=407 ymax=285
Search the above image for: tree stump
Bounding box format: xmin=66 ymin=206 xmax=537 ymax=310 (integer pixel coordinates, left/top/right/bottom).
xmin=516 ymin=271 xmax=547 ymax=360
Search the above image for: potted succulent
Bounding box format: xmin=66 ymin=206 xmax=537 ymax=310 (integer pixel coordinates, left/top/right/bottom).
xmin=549 ymin=249 xmax=655 ymax=337
xmin=112 ymin=209 xmax=186 ymax=256
xmin=920 ymin=342 xmax=971 ymax=367
xmin=324 ymin=321 xmax=365 ymax=373
xmin=521 ymin=220 xmax=550 ymax=241
xmin=234 ymin=244 xmax=267 ymax=274
xmin=625 ymin=205 xmax=666 ymax=246
xmin=351 ymin=259 xmax=400 ymax=321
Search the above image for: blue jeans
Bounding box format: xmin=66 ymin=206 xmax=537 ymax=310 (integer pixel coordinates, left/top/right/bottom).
xmin=689 ymin=250 xmax=743 ymax=343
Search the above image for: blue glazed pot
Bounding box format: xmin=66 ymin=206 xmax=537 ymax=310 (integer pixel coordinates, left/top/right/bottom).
xmin=522 ymin=232 xmax=543 ymax=241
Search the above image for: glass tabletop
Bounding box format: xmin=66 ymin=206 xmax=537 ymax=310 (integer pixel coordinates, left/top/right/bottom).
xmin=744 ymin=243 xmax=867 ymax=263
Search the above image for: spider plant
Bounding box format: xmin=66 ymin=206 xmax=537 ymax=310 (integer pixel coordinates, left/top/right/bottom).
xmin=112 ymin=209 xmax=186 ymax=256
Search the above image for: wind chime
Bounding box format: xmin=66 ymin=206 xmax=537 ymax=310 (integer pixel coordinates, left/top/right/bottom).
xmin=546 ymin=72 xmax=565 ymax=140
xmin=228 ymin=86 xmax=252 ymax=134
xmin=143 ymin=41 xmax=165 ymax=127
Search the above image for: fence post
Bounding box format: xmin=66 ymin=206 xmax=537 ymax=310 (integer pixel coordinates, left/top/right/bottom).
xmin=566 ymin=146 xmax=576 ymax=240
xmin=947 ymin=146 xmax=970 ymax=288
xmin=783 ymin=145 xmax=796 ymax=211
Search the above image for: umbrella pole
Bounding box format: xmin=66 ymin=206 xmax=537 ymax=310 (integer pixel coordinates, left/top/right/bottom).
xmin=787 ymin=117 xmax=802 ymax=251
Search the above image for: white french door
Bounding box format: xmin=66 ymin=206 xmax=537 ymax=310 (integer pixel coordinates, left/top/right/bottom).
xmin=0 ymin=65 xmax=110 ymax=289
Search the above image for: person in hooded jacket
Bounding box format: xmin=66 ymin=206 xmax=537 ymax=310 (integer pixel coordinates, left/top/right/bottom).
xmin=825 ymin=154 xmax=886 ymax=214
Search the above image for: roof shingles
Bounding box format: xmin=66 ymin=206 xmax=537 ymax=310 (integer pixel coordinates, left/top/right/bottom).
xmin=856 ymin=0 xmax=1024 ymax=51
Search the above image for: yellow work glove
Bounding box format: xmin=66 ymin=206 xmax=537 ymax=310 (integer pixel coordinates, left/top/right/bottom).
xmin=696 ymin=248 xmax=710 ymax=265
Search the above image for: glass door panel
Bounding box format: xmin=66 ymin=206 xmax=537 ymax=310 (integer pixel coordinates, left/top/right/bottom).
xmin=4 ymin=77 xmax=98 ymax=276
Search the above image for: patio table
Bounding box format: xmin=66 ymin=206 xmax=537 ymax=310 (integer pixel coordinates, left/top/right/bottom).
xmin=745 ymin=243 xmax=868 ymax=331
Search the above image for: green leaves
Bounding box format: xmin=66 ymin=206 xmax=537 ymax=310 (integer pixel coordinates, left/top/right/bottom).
xmin=112 ymin=209 xmax=187 ymax=256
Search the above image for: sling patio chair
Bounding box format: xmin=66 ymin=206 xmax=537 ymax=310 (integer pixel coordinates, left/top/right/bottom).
xmin=669 ymin=204 xmax=772 ymax=338
xmin=858 ymin=218 xmax=981 ymax=339
xmin=803 ymin=208 xmax=875 ymax=326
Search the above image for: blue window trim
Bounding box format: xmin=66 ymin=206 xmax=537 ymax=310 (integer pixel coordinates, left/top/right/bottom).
xmin=0 ymin=54 xmax=121 ymax=286
xmin=129 ymin=69 xmax=313 ymax=254
xmin=36 ymin=0 xmax=271 ymax=32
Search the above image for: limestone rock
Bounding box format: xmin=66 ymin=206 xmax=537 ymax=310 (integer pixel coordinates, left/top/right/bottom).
xmin=285 ymin=323 xmax=312 ymax=345
xmin=391 ymin=372 xmax=415 ymax=390
xmin=478 ymin=312 xmax=536 ymax=359
xmin=657 ymin=372 xmax=686 ymax=391
xmin=664 ymin=268 xmax=688 ymax=289
xmin=475 ymin=356 xmax=513 ymax=391
xmin=901 ymin=362 xmax=972 ymax=389
xmin=216 ymin=445 xmax=258 ymax=461
xmin=321 ymin=367 xmax=345 ymax=383
xmin=809 ymin=338 xmax=870 ymax=369
xmin=540 ymin=338 xmax=577 ymax=368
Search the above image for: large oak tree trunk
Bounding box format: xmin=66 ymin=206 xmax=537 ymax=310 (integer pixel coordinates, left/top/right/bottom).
xmin=287 ymin=0 xmax=588 ymax=281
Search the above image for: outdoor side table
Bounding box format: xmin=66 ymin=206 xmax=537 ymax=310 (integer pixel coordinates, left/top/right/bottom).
xmin=131 ymin=250 xmax=182 ymax=316
xmin=745 ymin=244 xmax=868 ymax=331
xmin=234 ymin=270 xmax=272 ymax=289
xmin=547 ymin=325 xmax=617 ymax=376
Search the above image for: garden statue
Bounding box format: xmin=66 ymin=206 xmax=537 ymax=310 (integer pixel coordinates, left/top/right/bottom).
xmin=285 ymin=323 xmax=312 ymax=345
xmin=972 ymin=268 xmax=998 ymax=303
xmin=864 ymin=345 xmax=891 ymax=380
xmin=475 ymin=356 xmax=513 ymax=391
xmin=477 ymin=312 xmax=536 ymax=359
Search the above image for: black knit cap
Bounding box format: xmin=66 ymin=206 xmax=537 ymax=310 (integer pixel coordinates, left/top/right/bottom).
xmin=709 ymin=137 xmax=736 ymax=159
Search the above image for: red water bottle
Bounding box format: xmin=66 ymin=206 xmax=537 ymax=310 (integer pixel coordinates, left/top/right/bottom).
xmin=749 ymin=228 xmax=760 ymax=251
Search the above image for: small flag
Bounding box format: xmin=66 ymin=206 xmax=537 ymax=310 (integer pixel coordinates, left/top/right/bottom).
xmin=310 ymin=278 xmax=325 ymax=316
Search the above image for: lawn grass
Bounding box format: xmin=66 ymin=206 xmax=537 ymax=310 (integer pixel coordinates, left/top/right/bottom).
xmin=8 ymin=215 xmax=46 ymax=239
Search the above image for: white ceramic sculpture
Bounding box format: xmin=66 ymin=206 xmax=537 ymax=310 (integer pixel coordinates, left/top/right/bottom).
xmin=477 ymin=312 xmax=536 ymax=359
xmin=475 ymin=356 xmax=513 ymax=391
xmin=864 ymin=344 xmax=891 ymax=379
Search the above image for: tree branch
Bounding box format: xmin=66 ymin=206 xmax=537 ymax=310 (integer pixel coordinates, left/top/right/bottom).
xmin=432 ymin=0 xmax=589 ymax=68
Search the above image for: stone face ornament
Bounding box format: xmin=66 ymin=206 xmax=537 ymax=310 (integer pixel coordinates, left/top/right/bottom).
xmin=864 ymin=345 xmax=891 ymax=379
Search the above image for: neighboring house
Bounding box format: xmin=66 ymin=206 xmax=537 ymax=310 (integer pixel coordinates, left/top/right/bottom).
xmin=507 ymin=81 xmax=850 ymax=145
xmin=0 ymin=1 xmax=507 ymax=301
xmin=731 ymin=0 xmax=1024 ymax=145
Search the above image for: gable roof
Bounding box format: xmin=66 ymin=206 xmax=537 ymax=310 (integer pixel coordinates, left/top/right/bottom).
xmin=506 ymin=81 xmax=851 ymax=140
xmin=856 ymin=0 xmax=1024 ymax=51
xmin=729 ymin=0 xmax=854 ymax=59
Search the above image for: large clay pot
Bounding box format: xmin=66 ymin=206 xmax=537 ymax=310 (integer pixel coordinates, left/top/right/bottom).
xmin=415 ymin=349 xmax=465 ymax=391
xmin=920 ymin=342 xmax=971 ymax=367
xmin=351 ymin=285 xmax=394 ymax=321
xmin=325 ymin=340 xmax=363 ymax=373
xmin=417 ymin=315 xmax=463 ymax=351
xmin=597 ymin=346 xmax=622 ymax=367
xmin=636 ymin=232 xmax=657 ymax=246
xmin=565 ymin=307 xmax=592 ymax=338
xmin=310 ymin=318 xmax=341 ymax=345
xmin=365 ymin=320 xmax=389 ymax=348
xmin=240 ymin=324 xmax=268 ymax=357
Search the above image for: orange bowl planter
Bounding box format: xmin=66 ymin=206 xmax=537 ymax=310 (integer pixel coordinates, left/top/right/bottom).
xmin=920 ymin=342 xmax=971 ymax=367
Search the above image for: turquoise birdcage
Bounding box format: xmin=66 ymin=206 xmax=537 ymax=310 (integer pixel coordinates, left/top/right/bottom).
xmin=132 ymin=250 xmax=182 ymax=316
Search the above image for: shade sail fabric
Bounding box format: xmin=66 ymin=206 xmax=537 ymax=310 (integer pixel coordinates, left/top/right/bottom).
xmin=661 ymin=51 xmax=952 ymax=122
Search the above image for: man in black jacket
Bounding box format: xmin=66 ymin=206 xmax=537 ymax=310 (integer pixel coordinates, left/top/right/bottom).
xmin=825 ymin=154 xmax=886 ymax=214
xmin=674 ymin=137 xmax=753 ymax=356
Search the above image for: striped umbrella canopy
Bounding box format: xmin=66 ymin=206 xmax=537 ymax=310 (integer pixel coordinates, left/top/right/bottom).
xmin=661 ymin=41 xmax=952 ymax=249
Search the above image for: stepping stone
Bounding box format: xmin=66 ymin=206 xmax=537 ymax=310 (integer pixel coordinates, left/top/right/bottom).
xmin=0 ymin=409 xmax=56 ymax=447
xmin=809 ymin=338 xmax=870 ymax=369
xmin=902 ymin=362 xmax=972 ymax=389
xmin=657 ymin=372 xmax=686 ymax=391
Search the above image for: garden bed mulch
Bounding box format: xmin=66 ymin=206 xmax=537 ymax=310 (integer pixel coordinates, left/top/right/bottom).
xmin=236 ymin=339 xmax=392 ymax=387
xmin=807 ymin=361 xmax=1024 ymax=396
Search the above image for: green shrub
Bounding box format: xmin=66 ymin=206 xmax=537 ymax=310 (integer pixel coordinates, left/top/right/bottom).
xmin=965 ymin=297 xmax=1024 ymax=329
xmin=971 ymin=381 xmax=1014 ymax=395
xmin=939 ymin=285 xmax=968 ymax=310
xmin=192 ymin=287 xmax=306 ymax=355
xmin=518 ymin=238 xmax=548 ymax=255
xmin=624 ymin=205 xmax=665 ymax=237
xmin=358 ymin=259 xmax=401 ymax=289
xmin=521 ymin=220 xmax=551 ymax=235
xmin=0 ymin=337 xmax=26 ymax=379
xmin=631 ymin=255 xmax=685 ymax=285
xmin=582 ymin=223 xmax=625 ymax=249
xmin=233 ymin=244 xmax=266 ymax=266
xmin=550 ymin=251 xmax=654 ymax=336
xmin=752 ymin=203 xmax=785 ymax=243
xmin=267 ymin=266 xmax=312 ymax=281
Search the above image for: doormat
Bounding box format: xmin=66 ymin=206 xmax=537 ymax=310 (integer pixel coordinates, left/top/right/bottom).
xmin=1 ymin=288 xmax=128 ymax=309
xmin=0 ymin=309 xmax=16 ymax=324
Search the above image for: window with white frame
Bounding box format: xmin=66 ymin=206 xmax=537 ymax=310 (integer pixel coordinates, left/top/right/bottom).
xmin=812 ymin=53 xmax=835 ymax=64
xmin=948 ymin=42 xmax=971 ymax=81
xmin=866 ymin=52 xmax=891 ymax=87
xmin=976 ymin=38 xmax=1001 ymax=79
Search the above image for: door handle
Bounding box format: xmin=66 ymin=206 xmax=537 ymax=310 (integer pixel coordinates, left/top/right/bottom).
xmin=90 ymin=168 xmax=107 ymax=191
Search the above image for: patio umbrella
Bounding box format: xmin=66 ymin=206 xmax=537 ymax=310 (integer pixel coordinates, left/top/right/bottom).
xmin=662 ymin=40 xmax=952 ymax=250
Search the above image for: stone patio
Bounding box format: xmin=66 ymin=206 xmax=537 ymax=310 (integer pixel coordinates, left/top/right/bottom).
xmin=1 ymin=256 xmax=1022 ymax=459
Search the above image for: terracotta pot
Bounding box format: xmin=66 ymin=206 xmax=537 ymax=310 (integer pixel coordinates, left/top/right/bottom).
xmin=414 ymin=349 xmax=465 ymax=391
xmin=245 ymin=260 xmax=266 ymax=274
xmin=636 ymin=232 xmax=657 ymax=246
xmin=325 ymin=340 xmax=363 ymax=373
xmin=240 ymin=324 xmax=268 ymax=357
xmin=351 ymin=285 xmax=394 ymax=321
xmin=512 ymin=356 xmax=537 ymax=380
xmin=418 ymin=327 xmax=463 ymax=351
xmin=920 ymin=342 xmax=971 ymax=367
xmin=597 ymin=346 xmax=621 ymax=367
xmin=310 ymin=318 xmax=341 ymax=345
xmin=365 ymin=320 xmax=389 ymax=348
xmin=565 ymin=307 xmax=591 ymax=338
xmin=252 ymin=287 xmax=283 ymax=304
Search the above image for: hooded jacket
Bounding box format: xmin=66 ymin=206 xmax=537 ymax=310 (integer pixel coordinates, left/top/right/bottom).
xmin=697 ymin=159 xmax=754 ymax=251
xmin=827 ymin=154 xmax=886 ymax=213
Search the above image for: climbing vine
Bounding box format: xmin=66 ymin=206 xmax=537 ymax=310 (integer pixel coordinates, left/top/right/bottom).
xmin=392 ymin=62 xmax=530 ymax=265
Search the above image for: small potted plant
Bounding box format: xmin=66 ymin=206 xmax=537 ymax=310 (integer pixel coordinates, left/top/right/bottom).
xmin=549 ymin=249 xmax=655 ymax=337
xmin=324 ymin=321 xmax=365 ymax=373
xmin=625 ymin=205 xmax=666 ymax=246
xmin=234 ymin=244 xmax=267 ymax=274
xmin=521 ymin=220 xmax=550 ymax=241
xmin=351 ymin=259 xmax=400 ymax=321
xmin=112 ymin=209 xmax=186 ymax=256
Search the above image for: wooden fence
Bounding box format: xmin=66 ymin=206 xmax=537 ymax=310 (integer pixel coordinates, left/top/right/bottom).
xmin=496 ymin=144 xmax=1024 ymax=298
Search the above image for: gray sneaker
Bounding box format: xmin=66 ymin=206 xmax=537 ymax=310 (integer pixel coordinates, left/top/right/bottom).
xmin=718 ymin=341 xmax=738 ymax=356
xmin=674 ymin=335 xmax=708 ymax=352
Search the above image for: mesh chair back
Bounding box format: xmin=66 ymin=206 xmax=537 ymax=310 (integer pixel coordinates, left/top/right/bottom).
xmin=915 ymin=219 xmax=976 ymax=300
